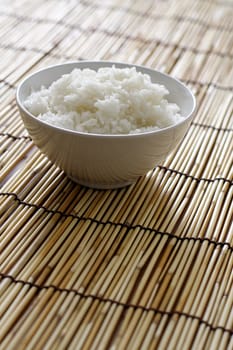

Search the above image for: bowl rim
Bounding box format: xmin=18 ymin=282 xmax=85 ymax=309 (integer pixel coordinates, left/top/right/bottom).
xmin=16 ymin=60 xmax=196 ymax=139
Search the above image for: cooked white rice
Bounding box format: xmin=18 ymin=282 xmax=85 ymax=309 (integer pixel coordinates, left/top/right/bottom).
xmin=24 ymin=66 xmax=182 ymax=134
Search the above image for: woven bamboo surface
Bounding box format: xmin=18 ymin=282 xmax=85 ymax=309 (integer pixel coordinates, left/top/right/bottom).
xmin=0 ymin=0 xmax=233 ymax=349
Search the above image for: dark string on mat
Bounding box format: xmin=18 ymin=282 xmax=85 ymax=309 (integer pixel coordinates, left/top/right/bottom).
xmin=0 ymin=79 xmax=15 ymax=89
xmin=1 ymin=1 xmax=233 ymax=34
xmin=82 ymin=0 xmax=233 ymax=23
xmin=191 ymin=123 xmax=233 ymax=132
xmin=88 ymin=28 xmax=233 ymax=60
xmin=1 ymin=191 xmax=233 ymax=252
xmin=0 ymin=272 xmax=232 ymax=335
xmin=156 ymin=166 xmax=233 ymax=185
xmin=0 ymin=132 xmax=31 ymax=141
xmin=0 ymin=147 xmax=232 ymax=184
xmin=1 ymin=47 xmax=233 ymax=92
xmin=0 ymin=24 xmax=233 ymax=61
xmin=1 ymin=132 xmax=233 ymax=184
xmin=183 ymin=79 xmax=233 ymax=92
xmin=81 ymin=0 xmax=233 ymax=12
xmin=0 ymin=39 xmax=63 ymax=69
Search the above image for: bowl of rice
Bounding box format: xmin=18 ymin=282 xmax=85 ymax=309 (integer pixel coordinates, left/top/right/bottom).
xmin=16 ymin=61 xmax=196 ymax=189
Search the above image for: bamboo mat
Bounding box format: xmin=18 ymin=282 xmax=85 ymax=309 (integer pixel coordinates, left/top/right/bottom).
xmin=0 ymin=0 xmax=233 ymax=349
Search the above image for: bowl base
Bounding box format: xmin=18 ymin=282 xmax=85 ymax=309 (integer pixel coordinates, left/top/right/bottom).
xmin=68 ymin=176 xmax=134 ymax=190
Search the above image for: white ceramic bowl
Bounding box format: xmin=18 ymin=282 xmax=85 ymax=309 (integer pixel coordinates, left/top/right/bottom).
xmin=16 ymin=61 xmax=196 ymax=189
